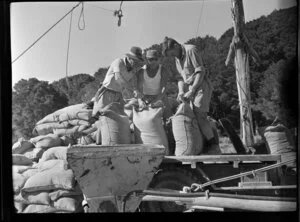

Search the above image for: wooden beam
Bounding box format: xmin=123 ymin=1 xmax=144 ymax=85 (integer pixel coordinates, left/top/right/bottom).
xmin=164 ymin=154 xmax=281 ymax=163
xmin=142 ymin=195 xmax=296 ymax=211
xmin=214 ymin=185 xmax=297 ymax=191
xmin=228 ymin=0 xmax=255 ymax=147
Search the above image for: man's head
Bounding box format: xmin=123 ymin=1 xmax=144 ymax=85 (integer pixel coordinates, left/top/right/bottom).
xmin=162 ymin=37 xmax=182 ymax=58
xmin=125 ymin=46 xmax=145 ymax=71
xmin=145 ymin=49 xmax=160 ymax=68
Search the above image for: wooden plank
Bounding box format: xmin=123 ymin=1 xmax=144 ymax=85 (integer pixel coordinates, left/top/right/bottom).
xmin=164 ymin=155 xmax=281 ymax=163
xmin=214 ymin=185 xmax=297 ymax=191
xmin=68 ymin=144 xmax=165 ymax=157
xmin=142 ymin=195 xmax=296 ymax=211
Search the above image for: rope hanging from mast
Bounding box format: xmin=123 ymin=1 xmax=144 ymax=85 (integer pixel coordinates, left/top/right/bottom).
xmin=114 ymin=1 xmax=124 ymax=27
xmin=78 ymin=2 xmax=86 ymax=30
xmin=66 ymin=1 xmax=85 ymax=93
xmin=195 ymin=0 xmax=205 ymax=38
xmin=65 ymin=9 xmax=73 ymax=90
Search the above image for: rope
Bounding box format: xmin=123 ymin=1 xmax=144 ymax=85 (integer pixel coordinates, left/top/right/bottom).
xmin=78 ymin=2 xmax=85 ymax=30
xmin=190 ymin=157 xmax=296 ymax=191
xmin=65 ymin=10 xmax=73 ymax=89
xmin=195 ymin=0 xmax=205 ymax=38
xmin=114 ymin=1 xmax=124 ymax=27
xmin=12 ymin=2 xmax=82 ymax=64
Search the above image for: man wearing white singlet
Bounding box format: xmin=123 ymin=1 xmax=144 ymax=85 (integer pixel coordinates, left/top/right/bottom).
xmin=135 ymin=49 xmax=172 ymax=120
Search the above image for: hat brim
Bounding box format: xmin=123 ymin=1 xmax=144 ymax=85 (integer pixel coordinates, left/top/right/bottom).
xmin=125 ymin=53 xmax=144 ymax=62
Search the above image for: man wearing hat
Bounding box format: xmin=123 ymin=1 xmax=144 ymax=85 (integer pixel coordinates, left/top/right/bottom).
xmin=134 ymin=49 xmax=172 ymax=119
xmin=92 ymin=46 xmax=145 ymax=117
xmin=161 ymin=37 xmax=220 ymax=154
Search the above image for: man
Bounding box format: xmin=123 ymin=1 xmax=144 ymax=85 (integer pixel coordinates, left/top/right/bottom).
xmin=92 ymin=46 xmax=145 ymax=117
xmin=161 ymin=36 xmax=220 ymax=153
xmin=134 ymin=49 xmax=172 ymax=120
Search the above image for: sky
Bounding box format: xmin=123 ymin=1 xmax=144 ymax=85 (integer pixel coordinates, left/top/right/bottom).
xmin=10 ymin=0 xmax=297 ymax=86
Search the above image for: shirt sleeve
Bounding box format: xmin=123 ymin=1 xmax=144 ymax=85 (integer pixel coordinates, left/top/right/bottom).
xmin=111 ymin=58 xmax=122 ymax=73
xmin=187 ymin=46 xmax=205 ymax=73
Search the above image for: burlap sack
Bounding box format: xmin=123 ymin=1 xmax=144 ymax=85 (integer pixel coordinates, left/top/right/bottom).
xmin=98 ymin=110 xmax=131 ymax=145
xmin=30 ymin=134 xmax=62 ymax=149
xmin=53 ymin=196 xmax=83 ymax=212
xmin=35 ymin=159 xmax=68 ymax=172
xmin=36 ymin=104 xmax=91 ymax=125
xmin=15 ymin=191 xmax=51 ymax=205
xmin=22 ymin=169 xmax=39 ymax=180
xmin=39 ymin=146 xmax=69 ymax=162
xmin=12 ymin=138 xmax=34 ymax=154
xmin=21 ymin=169 xmax=75 ymax=194
xmin=48 ymin=184 xmax=82 ymax=202
xmin=13 ymin=172 xmax=27 ymax=194
xmin=13 ymin=165 xmax=35 ymax=174
xmin=133 ymin=107 xmax=168 ymax=154
xmin=22 ymin=204 xmax=59 ymax=213
xmin=53 ymin=125 xmax=89 ymax=137
xmin=12 ymin=154 xmax=33 ymax=166
xmin=14 ymin=201 xmax=26 ymax=213
xmin=264 ymin=124 xmax=296 ymax=168
xmin=23 ymin=147 xmax=44 ymax=161
xmin=33 ymin=122 xmax=70 ymax=136
xmin=172 ymin=102 xmax=203 ymax=156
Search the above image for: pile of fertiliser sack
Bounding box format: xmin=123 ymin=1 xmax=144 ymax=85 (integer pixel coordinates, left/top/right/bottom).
xmin=12 ymin=98 xmax=296 ymax=213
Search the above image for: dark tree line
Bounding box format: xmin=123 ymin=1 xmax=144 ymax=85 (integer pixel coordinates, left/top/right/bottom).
xmin=12 ymin=6 xmax=297 ymax=142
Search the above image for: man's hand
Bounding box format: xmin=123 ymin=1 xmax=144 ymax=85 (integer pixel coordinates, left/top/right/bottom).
xmin=138 ymin=98 xmax=147 ymax=110
xmin=133 ymin=90 xmax=143 ymax=99
xmin=184 ymin=90 xmax=194 ymax=101
xmin=177 ymin=92 xmax=185 ymax=103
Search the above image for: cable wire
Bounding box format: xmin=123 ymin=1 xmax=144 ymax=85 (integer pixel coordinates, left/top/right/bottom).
xmin=12 ymin=2 xmax=82 ymax=64
xmin=65 ymin=10 xmax=73 ymax=89
xmin=195 ymin=0 xmax=205 ymax=38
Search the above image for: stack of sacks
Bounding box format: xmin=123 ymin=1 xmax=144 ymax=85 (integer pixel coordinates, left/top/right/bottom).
xmin=12 ymin=136 xmax=57 ymax=213
xmin=33 ymin=104 xmax=97 ymax=140
xmin=12 ymin=154 xmax=35 ymax=213
xmin=13 ymin=146 xmax=84 ymax=213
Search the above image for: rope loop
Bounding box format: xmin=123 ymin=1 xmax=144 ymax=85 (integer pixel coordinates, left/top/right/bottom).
xmin=78 ymin=2 xmax=86 ymax=30
xmin=190 ymin=183 xmax=203 ymax=192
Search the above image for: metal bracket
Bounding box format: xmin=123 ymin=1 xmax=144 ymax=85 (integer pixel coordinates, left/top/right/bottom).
xmin=182 ymin=162 xmax=197 ymax=169
xmin=233 ymin=161 xmax=240 ymax=168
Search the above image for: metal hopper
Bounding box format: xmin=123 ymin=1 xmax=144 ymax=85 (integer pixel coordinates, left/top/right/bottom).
xmin=67 ymin=144 xmax=165 ymax=212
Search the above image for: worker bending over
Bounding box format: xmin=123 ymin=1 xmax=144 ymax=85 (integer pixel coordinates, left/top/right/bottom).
xmin=162 ymin=37 xmax=219 ymax=152
xmin=92 ymin=46 xmax=145 ymax=117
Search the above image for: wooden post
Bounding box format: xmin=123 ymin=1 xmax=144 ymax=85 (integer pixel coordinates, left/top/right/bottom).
xmin=225 ymin=0 xmax=260 ymax=149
